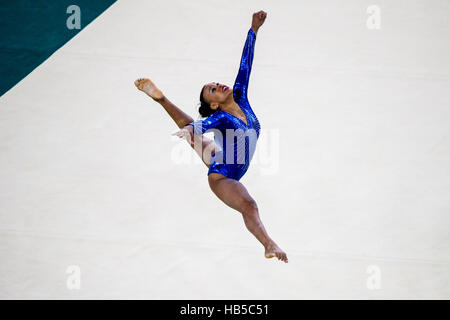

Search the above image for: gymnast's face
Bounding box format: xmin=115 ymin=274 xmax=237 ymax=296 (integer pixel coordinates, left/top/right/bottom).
xmin=202 ymin=82 xmax=232 ymax=110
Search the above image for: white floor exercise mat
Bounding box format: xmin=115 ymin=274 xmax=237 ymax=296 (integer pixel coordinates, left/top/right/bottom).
xmin=0 ymin=0 xmax=449 ymax=299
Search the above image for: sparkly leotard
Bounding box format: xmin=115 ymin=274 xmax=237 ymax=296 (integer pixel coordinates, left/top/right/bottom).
xmin=187 ymin=28 xmax=261 ymax=181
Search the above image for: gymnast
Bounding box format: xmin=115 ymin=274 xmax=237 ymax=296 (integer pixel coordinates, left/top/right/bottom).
xmin=135 ymin=10 xmax=287 ymax=262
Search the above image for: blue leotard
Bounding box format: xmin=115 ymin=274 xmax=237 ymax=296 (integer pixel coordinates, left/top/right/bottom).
xmin=187 ymin=28 xmax=261 ymax=181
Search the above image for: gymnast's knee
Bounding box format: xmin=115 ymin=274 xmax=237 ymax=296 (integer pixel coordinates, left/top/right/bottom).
xmin=241 ymin=198 xmax=258 ymax=215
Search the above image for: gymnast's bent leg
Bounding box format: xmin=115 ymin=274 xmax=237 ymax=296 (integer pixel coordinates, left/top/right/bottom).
xmin=208 ymin=172 xmax=288 ymax=262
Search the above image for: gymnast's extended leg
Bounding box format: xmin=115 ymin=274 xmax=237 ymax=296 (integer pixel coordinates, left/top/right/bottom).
xmin=135 ymin=78 xmax=218 ymax=167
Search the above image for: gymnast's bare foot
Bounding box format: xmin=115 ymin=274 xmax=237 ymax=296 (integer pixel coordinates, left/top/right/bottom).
xmin=134 ymin=78 xmax=164 ymax=101
xmin=265 ymin=242 xmax=288 ymax=263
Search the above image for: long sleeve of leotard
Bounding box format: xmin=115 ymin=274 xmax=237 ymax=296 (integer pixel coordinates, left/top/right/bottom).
xmin=233 ymin=28 xmax=256 ymax=101
xmin=186 ymin=111 xmax=226 ymax=135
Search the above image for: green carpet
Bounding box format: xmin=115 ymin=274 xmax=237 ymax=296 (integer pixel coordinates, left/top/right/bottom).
xmin=0 ymin=0 xmax=116 ymax=97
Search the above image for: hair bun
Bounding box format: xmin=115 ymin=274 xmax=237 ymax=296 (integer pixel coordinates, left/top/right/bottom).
xmin=198 ymin=85 xmax=215 ymax=118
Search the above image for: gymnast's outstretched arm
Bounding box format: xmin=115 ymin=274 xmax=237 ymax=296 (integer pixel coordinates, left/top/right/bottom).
xmin=233 ymin=11 xmax=267 ymax=101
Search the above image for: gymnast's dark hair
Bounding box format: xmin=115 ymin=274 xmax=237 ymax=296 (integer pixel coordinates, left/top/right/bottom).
xmin=198 ymin=85 xmax=215 ymax=118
